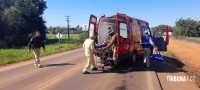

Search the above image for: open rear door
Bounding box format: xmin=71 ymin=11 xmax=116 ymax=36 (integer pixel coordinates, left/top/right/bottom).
xmin=116 ymin=13 xmax=129 ymax=60
xmin=88 ymin=14 xmax=97 ymax=39
xmin=153 ymin=25 xmax=169 ymax=51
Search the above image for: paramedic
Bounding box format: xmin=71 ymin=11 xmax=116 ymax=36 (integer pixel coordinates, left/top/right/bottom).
xmin=140 ymin=30 xmax=157 ymax=68
xmin=82 ymin=35 xmax=98 ymax=74
xmin=102 ymin=27 xmax=117 ymax=62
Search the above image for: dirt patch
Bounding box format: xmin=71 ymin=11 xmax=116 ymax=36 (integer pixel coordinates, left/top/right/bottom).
xmin=182 ymin=64 xmax=200 ymax=88
xmin=168 ymin=39 xmax=200 ymax=73
xmin=167 ymin=38 xmax=200 ymax=87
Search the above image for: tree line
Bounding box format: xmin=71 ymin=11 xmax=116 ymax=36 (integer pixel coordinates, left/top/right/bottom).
xmin=0 ymin=1 xmax=199 ymax=48
xmin=47 ymin=25 xmax=82 ymax=34
xmin=173 ymin=18 xmax=200 ymax=37
xmin=0 ymin=0 xmax=47 ymax=48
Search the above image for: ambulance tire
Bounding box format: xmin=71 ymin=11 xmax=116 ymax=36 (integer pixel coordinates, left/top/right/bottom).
xmin=112 ymin=60 xmax=120 ymax=69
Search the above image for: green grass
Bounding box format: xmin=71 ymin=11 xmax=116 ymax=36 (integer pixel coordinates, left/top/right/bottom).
xmin=165 ymin=50 xmax=174 ymax=56
xmin=0 ymin=33 xmax=87 ymax=65
xmin=46 ymin=34 xmax=80 ymax=40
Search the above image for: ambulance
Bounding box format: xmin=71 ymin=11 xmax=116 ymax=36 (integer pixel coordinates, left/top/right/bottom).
xmin=88 ymin=13 xmax=169 ymax=66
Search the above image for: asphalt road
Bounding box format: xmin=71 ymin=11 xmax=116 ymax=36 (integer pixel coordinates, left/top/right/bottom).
xmin=0 ymin=49 xmax=198 ymax=90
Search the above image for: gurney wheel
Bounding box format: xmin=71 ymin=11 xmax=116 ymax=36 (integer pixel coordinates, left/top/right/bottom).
xmin=101 ymin=66 xmax=104 ymax=70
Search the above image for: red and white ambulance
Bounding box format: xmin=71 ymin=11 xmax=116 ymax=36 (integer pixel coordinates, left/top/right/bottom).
xmin=88 ymin=13 xmax=169 ymax=66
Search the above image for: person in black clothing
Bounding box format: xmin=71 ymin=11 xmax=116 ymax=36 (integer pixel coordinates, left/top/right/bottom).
xmin=28 ymin=31 xmax=45 ymax=68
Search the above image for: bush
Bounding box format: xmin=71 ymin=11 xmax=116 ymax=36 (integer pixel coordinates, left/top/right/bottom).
xmin=0 ymin=40 xmax=7 ymax=48
xmin=174 ymin=18 xmax=200 ymax=37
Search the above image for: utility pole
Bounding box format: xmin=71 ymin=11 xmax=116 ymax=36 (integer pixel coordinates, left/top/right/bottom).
xmin=65 ymin=15 xmax=70 ymax=40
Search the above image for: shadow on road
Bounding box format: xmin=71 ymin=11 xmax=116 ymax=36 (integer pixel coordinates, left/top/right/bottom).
xmin=42 ymin=63 xmax=75 ymax=67
xmin=154 ymin=56 xmax=186 ymax=73
xmin=91 ymin=55 xmax=186 ymax=74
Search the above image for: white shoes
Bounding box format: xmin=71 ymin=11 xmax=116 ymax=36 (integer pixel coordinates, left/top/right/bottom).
xmin=34 ymin=63 xmax=42 ymax=68
xmin=34 ymin=63 xmax=38 ymax=67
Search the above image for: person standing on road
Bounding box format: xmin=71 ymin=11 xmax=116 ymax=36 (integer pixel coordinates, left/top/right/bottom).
xmin=28 ymin=31 xmax=45 ymax=68
xmin=82 ymin=35 xmax=98 ymax=74
xmin=140 ymin=30 xmax=157 ymax=68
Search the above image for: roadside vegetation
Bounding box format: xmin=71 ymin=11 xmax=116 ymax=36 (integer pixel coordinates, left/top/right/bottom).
xmin=0 ymin=0 xmax=87 ymax=65
xmin=171 ymin=18 xmax=200 ymax=44
xmin=0 ymin=32 xmax=87 ymax=65
xmin=165 ymin=50 xmax=174 ymax=56
xmin=0 ymin=0 xmax=47 ymax=48
xmin=172 ymin=36 xmax=200 ymax=44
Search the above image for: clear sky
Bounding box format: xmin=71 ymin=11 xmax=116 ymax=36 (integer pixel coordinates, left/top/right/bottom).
xmin=43 ymin=0 xmax=200 ymax=28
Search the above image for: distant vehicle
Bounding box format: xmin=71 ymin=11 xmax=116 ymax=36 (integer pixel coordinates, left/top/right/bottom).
xmin=88 ymin=13 xmax=169 ymax=67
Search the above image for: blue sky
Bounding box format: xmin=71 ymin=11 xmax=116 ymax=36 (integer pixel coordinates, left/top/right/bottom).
xmin=43 ymin=0 xmax=200 ymax=28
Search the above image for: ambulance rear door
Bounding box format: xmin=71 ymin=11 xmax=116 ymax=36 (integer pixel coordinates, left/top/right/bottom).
xmin=152 ymin=25 xmax=169 ymax=51
xmin=116 ymin=13 xmax=130 ymax=59
xmin=88 ymin=14 xmax=98 ymax=40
